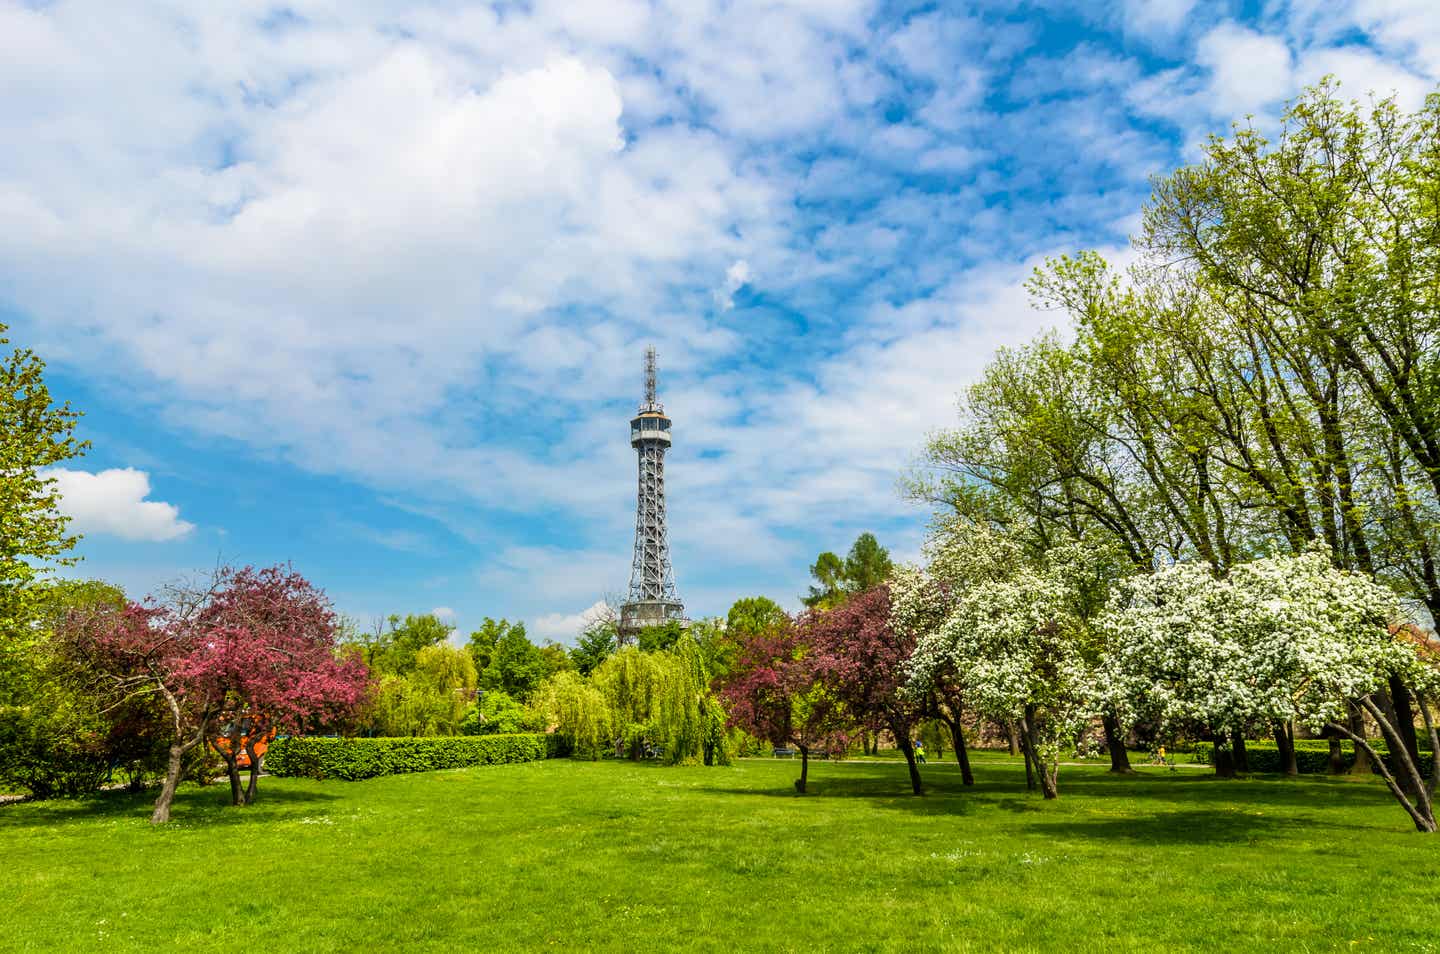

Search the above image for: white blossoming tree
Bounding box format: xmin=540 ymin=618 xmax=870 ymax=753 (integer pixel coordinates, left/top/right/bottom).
xmin=1101 ymin=549 xmax=1440 ymax=832
xmin=901 ymin=520 xmax=1102 ymax=799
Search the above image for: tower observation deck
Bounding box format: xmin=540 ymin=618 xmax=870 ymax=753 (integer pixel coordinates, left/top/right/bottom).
xmin=620 ymin=347 xmax=685 ymax=636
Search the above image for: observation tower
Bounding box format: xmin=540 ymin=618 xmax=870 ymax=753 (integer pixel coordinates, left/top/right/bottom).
xmin=619 ymin=347 xmax=685 ymax=636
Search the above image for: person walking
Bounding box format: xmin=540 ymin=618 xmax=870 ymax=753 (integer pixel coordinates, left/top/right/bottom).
xmin=915 ymin=739 xmax=926 ymax=764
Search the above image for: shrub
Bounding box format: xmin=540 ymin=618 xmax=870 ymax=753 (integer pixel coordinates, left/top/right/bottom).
xmin=0 ymin=704 xmax=110 ymax=799
xmin=1192 ymin=740 xmax=1434 ymax=777
xmin=265 ymin=734 xmax=549 ymax=780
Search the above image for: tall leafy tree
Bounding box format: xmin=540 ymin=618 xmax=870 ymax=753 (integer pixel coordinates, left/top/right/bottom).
xmin=0 ymin=322 xmax=87 ymax=694
xmin=570 ymin=618 xmax=618 ymax=676
xmin=843 ymin=533 xmax=894 ymax=592
xmin=483 ymin=623 xmax=547 ymax=700
xmin=802 ymin=533 xmax=894 ymax=608
xmin=803 ymin=551 xmax=846 ymax=608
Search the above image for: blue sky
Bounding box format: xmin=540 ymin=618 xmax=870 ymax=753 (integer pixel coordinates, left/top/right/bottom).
xmin=4 ymin=0 xmax=1437 ymax=642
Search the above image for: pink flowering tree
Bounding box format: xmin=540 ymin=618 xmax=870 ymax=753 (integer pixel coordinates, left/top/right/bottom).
xmin=800 ymin=586 xmax=926 ymax=795
xmin=190 ymin=566 xmax=369 ymax=807
xmin=60 ymin=565 xmax=368 ymax=823
xmin=718 ymin=619 xmax=850 ymax=794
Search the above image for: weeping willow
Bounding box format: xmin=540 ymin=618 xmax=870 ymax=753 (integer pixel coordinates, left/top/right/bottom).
xmin=538 ymin=671 xmax=612 ymax=759
xmin=544 ymin=635 xmax=730 ymax=765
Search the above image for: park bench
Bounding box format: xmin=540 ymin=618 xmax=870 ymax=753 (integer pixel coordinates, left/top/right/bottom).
xmin=773 ymin=746 xmax=797 ymax=758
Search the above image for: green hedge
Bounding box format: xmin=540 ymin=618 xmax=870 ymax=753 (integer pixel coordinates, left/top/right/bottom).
xmin=266 ymin=734 xmax=550 ymax=781
xmin=1192 ymin=740 xmax=1434 ymax=777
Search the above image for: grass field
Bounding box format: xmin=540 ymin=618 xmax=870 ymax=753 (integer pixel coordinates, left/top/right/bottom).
xmin=3 ymin=751 xmax=1437 ymax=952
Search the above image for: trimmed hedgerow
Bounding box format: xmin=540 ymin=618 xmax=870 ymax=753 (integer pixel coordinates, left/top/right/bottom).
xmin=1192 ymin=740 xmax=1433 ymax=777
xmin=266 ymin=734 xmax=549 ymax=781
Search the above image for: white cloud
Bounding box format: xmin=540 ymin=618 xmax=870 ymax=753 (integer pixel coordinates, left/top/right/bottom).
xmin=532 ymin=600 xmax=612 ymax=644
xmin=1195 ymin=22 xmax=1294 ymax=117
xmin=1295 ymin=46 xmax=1433 ymax=110
xmin=430 ymin=606 xmax=456 ymax=622
xmin=715 ymin=259 xmax=751 ymax=311
xmin=1120 ymin=0 xmax=1198 ymax=41
xmin=43 ymin=468 xmax=194 ymax=542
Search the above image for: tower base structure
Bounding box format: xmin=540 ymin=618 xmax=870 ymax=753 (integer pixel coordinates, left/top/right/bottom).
xmin=619 ymin=599 xmax=687 ymax=638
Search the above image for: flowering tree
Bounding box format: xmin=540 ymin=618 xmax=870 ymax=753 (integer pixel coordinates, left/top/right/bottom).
xmin=891 ymin=566 xmax=975 ymax=784
xmin=191 ymin=566 xmax=369 ymax=807
xmin=1101 ymin=550 xmax=1440 ymax=831
xmin=60 ymin=565 xmax=368 ymax=823
xmin=718 ymin=619 xmax=849 ymax=793
xmin=905 ymin=523 xmax=1099 ymax=799
xmin=800 ymin=586 xmax=926 ymax=794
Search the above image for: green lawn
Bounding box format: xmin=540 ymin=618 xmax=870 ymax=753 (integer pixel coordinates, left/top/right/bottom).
xmin=2 ymin=752 xmax=1437 ymax=952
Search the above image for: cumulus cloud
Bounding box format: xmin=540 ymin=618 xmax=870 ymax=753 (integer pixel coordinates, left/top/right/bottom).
xmin=43 ymin=468 xmax=194 ymax=542
xmin=430 ymin=606 xmax=456 ymax=622
xmin=1195 ymin=23 xmax=1294 ymax=117
xmin=532 ymin=600 xmax=613 ymax=644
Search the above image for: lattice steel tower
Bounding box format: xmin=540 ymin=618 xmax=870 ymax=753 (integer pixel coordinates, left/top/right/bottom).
xmin=620 ymin=347 xmax=685 ymax=635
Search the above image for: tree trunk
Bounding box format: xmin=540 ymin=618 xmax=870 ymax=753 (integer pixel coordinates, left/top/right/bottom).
xmin=1330 ymin=720 xmax=1436 ymax=833
xmin=1417 ymin=692 xmax=1440 ymax=797
xmin=1348 ymin=709 xmax=1374 ymax=775
xmin=1005 ymin=721 xmax=1022 ymax=757
xmin=795 ymin=744 xmax=809 ymax=794
xmin=1019 ymin=713 xmax=1058 ymax=799
xmin=1272 ymin=721 xmax=1298 ymax=777
xmin=226 ymin=757 xmax=243 ymax=806
xmin=1038 ymin=759 xmax=1059 ymax=799
xmin=894 ymin=728 xmax=923 ymax=795
xmin=1324 ymin=726 xmax=1346 ymax=775
xmin=948 ymin=719 xmax=974 ymax=786
xmin=1231 ymin=730 xmax=1250 ymax=773
xmin=1102 ymin=711 xmax=1134 ymax=774
xmin=1212 ymin=731 xmax=1236 ymax=779
xmin=1388 ymin=676 xmax=1423 ymax=797
xmin=243 ymin=738 xmax=262 ymax=805
xmin=151 ymin=742 xmax=187 ymax=825
xmin=1360 ymin=696 xmax=1434 ymax=826
xmin=1018 ymin=720 xmax=1037 ymax=790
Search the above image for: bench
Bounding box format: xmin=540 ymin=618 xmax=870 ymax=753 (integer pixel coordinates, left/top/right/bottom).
xmin=773 ymin=746 xmax=798 ymax=758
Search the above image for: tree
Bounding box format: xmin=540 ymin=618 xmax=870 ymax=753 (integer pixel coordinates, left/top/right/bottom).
xmin=1102 ymin=549 xmax=1440 ymax=831
xmin=570 ymin=618 xmax=618 ymax=676
xmin=803 ymin=551 xmax=846 ymax=608
xmin=0 ymin=322 xmax=87 ymax=694
xmin=800 ymin=586 xmax=926 ymax=795
xmin=59 ymin=566 xmax=368 ymax=822
xmin=483 ymin=623 xmax=548 ymax=700
xmin=187 ymin=566 xmax=369 ymax=807
xmin=803 ymin=534 xmax=895 ymax=608
xmin=539 ymin=671 xmax=613 ymax=759
xmin=539 ymin=641 xmax=574 ymax=678
xmin=467 ymin=617 xmax=522 ymax=676
xmin=637 ymin=620 xmax=684 ymax=653
xmin=718 ymin=617 xmax=849 ymax=793
xmin=0 ymin=579 xmax=171 ymax=799
xmin=346 ymin=613 xmax=454 ymax=676
xmin=844 ymin=533 xmax=894 ymax=592
xmin=460 ymin=689 xmax=542 ymax=736
xmin=906 ymin=523 xmax=1101 ymax=800
xmin=727 ymin=597 xmax=788 ymax=638
xmin=890 ymin=566 xmax=974 ymax=785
